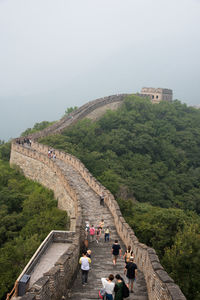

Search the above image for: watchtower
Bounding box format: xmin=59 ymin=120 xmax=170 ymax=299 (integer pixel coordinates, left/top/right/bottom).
xmin=140 ymin=87 xmax=173 ymax=104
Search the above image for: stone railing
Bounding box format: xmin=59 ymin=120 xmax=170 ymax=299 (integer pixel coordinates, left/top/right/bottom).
xmin=9 ymin=143 xmax=85 ymax=300
xmin=13 ymin=141 xmax=186 ymax=300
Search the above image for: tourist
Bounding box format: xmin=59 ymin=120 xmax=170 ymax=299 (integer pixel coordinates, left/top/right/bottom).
xmin=86 ymin=249 xmax=91 ymax=258
xmin=111 ymin=240 xmax=121 ymax=266
xmin=101 ymin=274 xmax=115 ymax=300
xmin=89 ymin=225 xmax=95 ymax=242
xmin=104 ymin=226 xmax=110 ymax=242
xmin=79 ymin=251 xmax=91 ymax=285
xmin=96 ymin=226 xmax=101 ymax=243
xmin=123 ymin=245 xmax=133 ymax=263
xmin=114 ymin=274 xmax=123 ymax=300
xmin=98 ymin=219 xmax=104 ymax=234
xmin=124 ymin=256 xmax=137 ymax=293
xmin=85 ymin=221 xmax=90 ymax=239
xmin=100 ymin=193 xmax=105 ymax=206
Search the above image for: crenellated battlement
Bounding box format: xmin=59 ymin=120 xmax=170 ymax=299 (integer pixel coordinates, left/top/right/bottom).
xmin=9 ymin=140 xmax=185 ymax=300
xmin=8 ymin=92 xmax=185 ymax=300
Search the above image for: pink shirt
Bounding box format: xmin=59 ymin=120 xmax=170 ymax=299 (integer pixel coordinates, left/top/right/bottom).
xmin=89 ymin=227 xmax=95 ymax=235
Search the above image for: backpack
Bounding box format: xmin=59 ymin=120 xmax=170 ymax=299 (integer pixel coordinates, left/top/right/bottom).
xmin=98 ymin=287 xmax=106 ymax=299
xmin=126 ymin=251 xmax=131 ymax=261
xmin=122 ymin=282 xmax=130 ymax=298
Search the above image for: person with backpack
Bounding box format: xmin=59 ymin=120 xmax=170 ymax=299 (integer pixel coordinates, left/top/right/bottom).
xmin=114 ymin=274 xmax=129 ymax=299
xmin=89 ymin=225 xmax=95 ymax=242
xmin=124 ymin=256 xmax=137 ymax=293
xmin=114 ymin=274 xmax=123 ymax=300
xmin=123 ymin=245 xmax=133 ymax=263
xmin=101 ymin=274 xmax=115 ymax=300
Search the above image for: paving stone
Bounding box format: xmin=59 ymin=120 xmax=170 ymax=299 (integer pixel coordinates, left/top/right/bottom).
xmin=55 ymin=159 xmax=149 ymax=300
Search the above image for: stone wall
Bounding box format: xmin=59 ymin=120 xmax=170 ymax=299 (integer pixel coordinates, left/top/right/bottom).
xmin=16 ymin=230 xmax=76 ymax=282
xmin=9 ymin=90 xmax=185 ymax=300
xmin=19 ymin=236 xmax=82 ymax=300
xmin=11 ymin=141 xmax=186 ymax=300
xmin=10 ymin=144 xmax=79 ymax=230
xmin=10 ymin=143 xmax=85 ymax=300
xmin=28 ymin=94 xmax=129 ymax=140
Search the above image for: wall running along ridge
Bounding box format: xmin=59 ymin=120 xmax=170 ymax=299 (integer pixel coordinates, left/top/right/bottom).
xmin=10 ymin=143 xmax=85 ymax=300
xmin=28 ymin=94 xmax=129 ymax=139
xmin=10 ymin=141 xmax=186 ymax=300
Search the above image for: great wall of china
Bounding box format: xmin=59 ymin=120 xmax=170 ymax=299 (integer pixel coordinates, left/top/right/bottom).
xmin=8 ymin=94 xmax=186 ymax=300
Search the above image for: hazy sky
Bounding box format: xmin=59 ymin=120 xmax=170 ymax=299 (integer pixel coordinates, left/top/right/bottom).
xmin=0 ymin=0 xmax=200 ymax=141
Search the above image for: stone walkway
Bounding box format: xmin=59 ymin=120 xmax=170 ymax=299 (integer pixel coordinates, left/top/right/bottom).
xmin=55 ymin=159 xmax=148 ymax=300
xmin=29 ymin=243 xmax=71 ymax=287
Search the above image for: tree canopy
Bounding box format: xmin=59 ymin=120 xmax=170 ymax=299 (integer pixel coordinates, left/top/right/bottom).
xmin=40 ymin=95 xmax=200 ymax=299
xmin=20 ymin=120 xmax=55 ymax=137
xmin=0 ymin=157 xmax=69 ymax=300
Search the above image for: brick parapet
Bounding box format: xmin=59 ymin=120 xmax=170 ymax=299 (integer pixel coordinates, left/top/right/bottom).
xmin=11 ymin=141 xmax=186 ymax=300
xmin=10 ymin=143 xmax=85 ymax=300
xmin=26 ymin=94 xmax=129 ymax=140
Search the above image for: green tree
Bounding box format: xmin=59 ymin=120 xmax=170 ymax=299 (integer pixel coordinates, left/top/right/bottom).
xmin=162 ymin=224 xmax=200 ymax=300
xmin=64 ymin=106 xmax=78 ymax=115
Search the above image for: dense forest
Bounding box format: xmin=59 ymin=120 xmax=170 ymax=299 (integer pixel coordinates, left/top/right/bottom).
xmin=0 ymin=142 xmax=69 ymax=300
xmin=40 ymin=95 xmax=200 ymax=300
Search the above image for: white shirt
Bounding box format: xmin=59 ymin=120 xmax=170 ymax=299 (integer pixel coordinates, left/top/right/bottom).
xmin=79 ymin=256 xmax=91 ymax=270
xmin=101 ymin=278 xmax=115 ymax=294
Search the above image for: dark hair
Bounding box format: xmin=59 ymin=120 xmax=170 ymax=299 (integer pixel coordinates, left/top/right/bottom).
xmin=108 ymin=274 xmax=114 ymax=281
xmin=83 ymin=251 xmax=87 ymax=255
xmin=115 ymin=240 xmax=118 ymax=243
xmin=115 ymin=274 xmax=122 ymax=280
xmin=128 ymin=245 xmax=131 ymax=251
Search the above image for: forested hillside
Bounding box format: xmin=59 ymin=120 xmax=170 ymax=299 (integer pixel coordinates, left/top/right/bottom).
xmin=0 ymin=143 xmax=69 ymax=300
xmin=40 ymin=95 xmax=200 ymax=300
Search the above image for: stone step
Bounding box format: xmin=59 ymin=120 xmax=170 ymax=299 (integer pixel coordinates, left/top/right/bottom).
xmin=53 ymin=159 xmax=148 ymax=299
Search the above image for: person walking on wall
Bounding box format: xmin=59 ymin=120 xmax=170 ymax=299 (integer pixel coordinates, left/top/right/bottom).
xmin=96 ymin=226 xmax=101 ymax=243
xmin=124 ymin=256 xmax=137 ymax=293
xmin=101 ymin=274 xmax=115 ymax=300
xmin=98 ymin=219 xmax=104 ymax=234
xmin=111 ymin=240 xmax=122 ymax=266
xmin=104 ymin=226 xmax=110 ymax=242
xmin=123 ymin=245 xmax=133 ymax=263
xmin=100 ymin=192 xmax=104 ymax=206
xmin=114 ymin=274 xmax=123 ymax=300
xmin=89 ymin=225 xmax=95 ymax=242
xmin=79 ymin=251 xmax=91 ymax=285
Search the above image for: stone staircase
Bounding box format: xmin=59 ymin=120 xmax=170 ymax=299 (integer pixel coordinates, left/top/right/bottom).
xmin=55 ymin=159 xmax=148 ymax=300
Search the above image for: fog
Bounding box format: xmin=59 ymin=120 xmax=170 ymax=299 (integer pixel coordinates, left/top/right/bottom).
xmin=0 ymin=0 xmax=200 ymax=141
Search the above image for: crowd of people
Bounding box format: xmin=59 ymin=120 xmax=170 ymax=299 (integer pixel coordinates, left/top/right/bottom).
xmin=16 ymin=138 xmax=32 ymax=146
xmin=80 ymin=218 xmax=138 ymax=300
xmin=48 ymin=149 xmax=56 ymax=160
xmin=85 ymin=219 xmax=108 ymax=244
